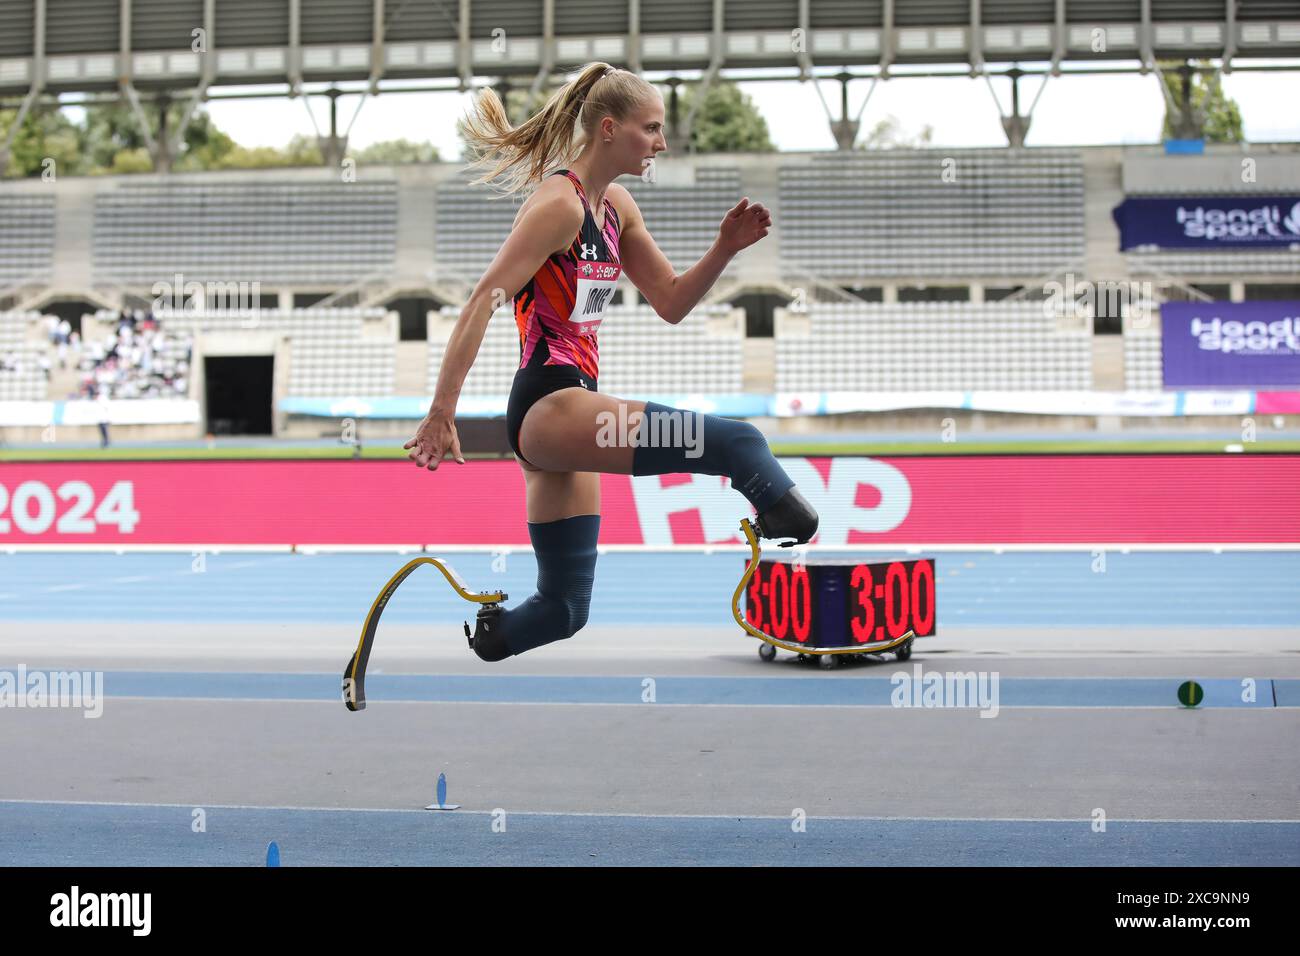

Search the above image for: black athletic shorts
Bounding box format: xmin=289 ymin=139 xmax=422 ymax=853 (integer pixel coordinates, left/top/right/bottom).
xmin=506 ymin=363 xmax=598 ymax=466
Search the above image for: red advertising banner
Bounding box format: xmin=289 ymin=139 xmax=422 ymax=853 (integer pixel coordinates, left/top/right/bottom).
xmin=0 ymin=456 xmax=1297 ymax=546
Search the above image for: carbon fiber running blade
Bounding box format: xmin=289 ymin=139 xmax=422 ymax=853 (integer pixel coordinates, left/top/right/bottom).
xmin=342 ymin=651 xmax=367 ymax=711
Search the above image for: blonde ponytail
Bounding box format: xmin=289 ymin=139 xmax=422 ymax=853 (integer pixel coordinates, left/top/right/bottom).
xmin=460 ymin=62 xmax=658 ymax=197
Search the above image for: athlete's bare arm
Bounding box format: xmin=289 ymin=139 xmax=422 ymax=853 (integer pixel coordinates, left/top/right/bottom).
xmin=612 ymin=182 xmax=772 ymax=326
xmin=405 ymin=191 xmax=583 ymax=470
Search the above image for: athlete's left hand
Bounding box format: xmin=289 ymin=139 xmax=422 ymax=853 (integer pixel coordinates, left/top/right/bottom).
xmin=717 ymin=197 xmax=772 ymax=254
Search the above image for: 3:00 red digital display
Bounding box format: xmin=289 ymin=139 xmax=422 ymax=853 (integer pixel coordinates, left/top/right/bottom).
xmin=745 ymin=559 xmax=937 ymax=647
xmin=745 ymin=561 xmax=814 ymax=643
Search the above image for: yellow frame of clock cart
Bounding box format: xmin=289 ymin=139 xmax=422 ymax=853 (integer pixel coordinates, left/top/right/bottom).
xmin=731 ymin=517 xmax=915 ymax=657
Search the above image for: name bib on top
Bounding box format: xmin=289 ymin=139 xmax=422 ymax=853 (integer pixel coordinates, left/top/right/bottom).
xmin=567 ymin=260 xmax=621 ymax=336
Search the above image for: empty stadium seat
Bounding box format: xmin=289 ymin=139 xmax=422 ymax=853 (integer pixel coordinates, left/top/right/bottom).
xmin=0 ymin=310 xmax=49 ymax=400
xmin=1123 ymin=331 xmax=1165 ymax=390
xmin=0 ymin=195 xmax=55 ymax=286
xmin=778 ymin=149 xmax=1086 ymax=280
xmin=774 ymin=301 xmax=1094 ymax=391
xmin=92 ymin=179 xmax=398 ymax=285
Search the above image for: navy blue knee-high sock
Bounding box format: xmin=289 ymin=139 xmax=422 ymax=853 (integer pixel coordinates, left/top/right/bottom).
xmin=491 ymin=514 xmax=600 ymax=658
xmin=631 ymin=401 xmax=794 ymax=512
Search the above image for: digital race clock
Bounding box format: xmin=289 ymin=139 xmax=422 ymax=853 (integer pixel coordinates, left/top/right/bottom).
xmin=743 ymin=557 xmax=937 ymax=650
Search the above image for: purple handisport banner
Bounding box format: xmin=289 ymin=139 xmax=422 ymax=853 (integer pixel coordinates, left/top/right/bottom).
xmin=1113 ymin=196 xmax=1300 ymax=249
xmin=1161 ymin=301 xmax=1300 ymax=388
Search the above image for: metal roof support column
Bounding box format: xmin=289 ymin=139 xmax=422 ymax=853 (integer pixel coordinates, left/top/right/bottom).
xmin=0 ymin=0 xmax=46 ymax=177
xmin=681 ymin=0 xmax=726 ymax=154
xmin=289 ymin=0 xmax=302 ymax=95
xmin=1051 ymin=0 xmax=1065 ymax=75
xmin=1222 ymin=0 xmax=1236 ymax=74
xmin=881 ymin=0 xmax=895 ymax=78
xmin=458 ymin=0 xmax=472 ymax=90
xmin=1139 ymin=0 xmax=1155 ymax=72
xmin=117 ymin=0 xmax=168 ymax=171
xmin=371 ymin=0 xmax=386 ymax=92
xmin=165 ymin=0 xmax=218 ymax=167
xmin=796 ymin=0 xmax=812 ymax=80
xmin=528 ymin=0 xmax=554 ymax=104
xmin=969 ymin=0 xmax=984 ymax=76
xmin=628 ymin=0 xmax=641 ymax=75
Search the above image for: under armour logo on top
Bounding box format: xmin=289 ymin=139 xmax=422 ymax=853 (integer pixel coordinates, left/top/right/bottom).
xmin=579 ymin=243 xmax=598 ymax=260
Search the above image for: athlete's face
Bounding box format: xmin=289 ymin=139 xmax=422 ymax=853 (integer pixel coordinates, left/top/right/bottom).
xmin=607 ymin=100 xmax=667 ymax=175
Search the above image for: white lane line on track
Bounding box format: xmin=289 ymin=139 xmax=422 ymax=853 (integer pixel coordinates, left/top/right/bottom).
xmin=6 ymin=555 xmax=309 ymax=599
xmin=72 ymin=695 xmax=1300 ymax=710
xmin=0 ymin=798 xmax=1295 ymax=824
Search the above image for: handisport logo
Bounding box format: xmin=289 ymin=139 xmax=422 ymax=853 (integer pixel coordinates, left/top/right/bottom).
xmin=1176 ymin=201 xmax=1300 ymax=241
xmin=1190 ymin=315 xmax=1300 ymax=355
xmin=0 ymin=666 xmax=104 ymax=718
xmin=50 ymin=886 xmax=151 ymax=936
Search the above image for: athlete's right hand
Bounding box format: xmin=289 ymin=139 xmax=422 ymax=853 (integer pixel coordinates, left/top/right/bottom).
xmin=404 ymin=410 xmax=464 ymax=470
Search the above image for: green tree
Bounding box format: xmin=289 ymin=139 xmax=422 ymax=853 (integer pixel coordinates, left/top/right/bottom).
xmin=856 ymin=114 xmax=934 ymax=150
xmin=79 ymin=99 xmax=236 ymax=172
xmin=80 ymin=101 xmax=149 ymax=169
xmin=285 ymin=133 xmax=325 ymax=166
xmin=1159 ymin=60 xmax=1243 ymax=143
xmin=173 ymin=123 xmax=236 ymax=171
xmin=6 ymin=97 xmax=442 ymax=177
xmin=103 ymin=147 xmax=154 ymax=175
xmin=677 ymin=81 xmax=775 ymax=153
xmin=353 ymin=138 xmax=440 ymax=165
xmin=0 ymin=105 xmax=86 ymax=177
xmin=210 ymin=144 xmax=295 ymax=169
xmin=210 ymin=133 xmax=323 ymax=169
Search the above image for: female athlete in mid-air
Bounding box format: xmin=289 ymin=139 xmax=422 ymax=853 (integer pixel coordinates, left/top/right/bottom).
xmin=404 ymin=62 xmax=818 ymax=661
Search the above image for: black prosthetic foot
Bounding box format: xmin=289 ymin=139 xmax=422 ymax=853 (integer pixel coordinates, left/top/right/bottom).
xmin=465 ymin=604 xmax=512 ymax=662
xmin=754 ymin=486 xmax=819 ymax=547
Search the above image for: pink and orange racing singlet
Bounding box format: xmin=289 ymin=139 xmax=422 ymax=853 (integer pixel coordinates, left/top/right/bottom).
xmin=513 ymin=169 xmax=622 ymax=380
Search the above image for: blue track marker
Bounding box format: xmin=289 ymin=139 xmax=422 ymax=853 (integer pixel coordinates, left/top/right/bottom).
xmin=425 ymin=771 xmax=460 ymax=811
xmin=266 ymin=841 xmax=280 ymax=867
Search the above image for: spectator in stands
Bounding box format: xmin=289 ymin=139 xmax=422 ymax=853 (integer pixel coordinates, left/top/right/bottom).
xmin=76 ymin=311 xmax=190 ymax=401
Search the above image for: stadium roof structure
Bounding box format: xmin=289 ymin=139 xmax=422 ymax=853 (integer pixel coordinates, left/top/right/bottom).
xmin=1 ymin=0 xmax=1297 ymax=97
xmin=1 ymin=0 xmax=1298 ymax=167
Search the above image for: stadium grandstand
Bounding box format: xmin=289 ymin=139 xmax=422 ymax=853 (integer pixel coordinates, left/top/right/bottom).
xmin=0 ymin=0 xmax=1297 ymax=447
